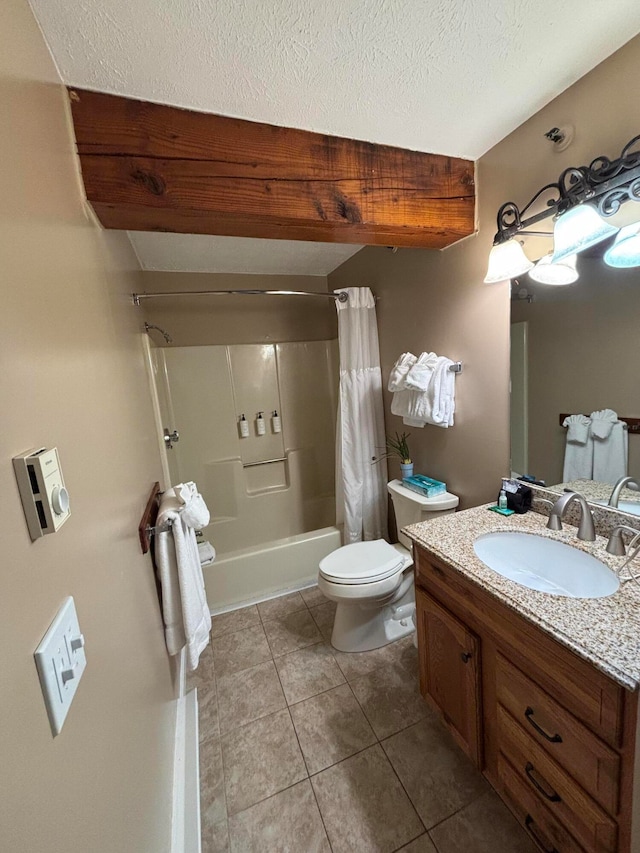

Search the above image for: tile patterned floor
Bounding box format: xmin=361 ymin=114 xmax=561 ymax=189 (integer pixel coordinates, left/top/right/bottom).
xmin=189 ymin=587 xmax=537 ymax=853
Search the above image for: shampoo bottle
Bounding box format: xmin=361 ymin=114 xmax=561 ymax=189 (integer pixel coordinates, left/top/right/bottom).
xmin=238 ymin=414 xmax=249 ymax=438
xmin=271 ymin=410 xmax=282 ymax=434
xmin=256 ymin=412 xmax=266 ymax=436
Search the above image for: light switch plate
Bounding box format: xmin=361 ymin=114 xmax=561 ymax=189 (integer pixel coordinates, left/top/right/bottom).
xmin=34 ymin=596 xmax=86 ymax=736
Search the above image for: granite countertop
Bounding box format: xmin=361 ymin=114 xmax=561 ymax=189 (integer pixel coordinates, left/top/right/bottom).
xmin=404 ymin=505 xmax=640 ymax=691
xmin=550 ymin=478 xmax=640 ymax=508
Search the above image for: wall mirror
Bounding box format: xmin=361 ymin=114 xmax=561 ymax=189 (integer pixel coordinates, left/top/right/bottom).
xmin=510 ymin=247 xmax=640 ymax=517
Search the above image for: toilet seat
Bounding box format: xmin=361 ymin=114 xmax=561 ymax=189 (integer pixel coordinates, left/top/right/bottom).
xmin=319 ymin=539 xmax=407 ymax=585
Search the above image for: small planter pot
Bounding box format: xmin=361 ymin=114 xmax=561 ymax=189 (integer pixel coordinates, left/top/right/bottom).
xmin=400 ymin=462 xmax=414 ymax=480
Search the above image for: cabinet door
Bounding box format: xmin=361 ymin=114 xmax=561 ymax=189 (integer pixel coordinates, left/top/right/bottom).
xmin=417 ymin=589 xmax=482 ymax=765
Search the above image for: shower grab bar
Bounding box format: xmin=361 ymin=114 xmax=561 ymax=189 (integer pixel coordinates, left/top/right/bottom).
xmin=242 ymin=456 xmax=287 ymax=468
xmin=132 ymin=289 xmax=349 ymax=305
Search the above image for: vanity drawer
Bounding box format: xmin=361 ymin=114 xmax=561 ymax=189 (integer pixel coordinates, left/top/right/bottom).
xmin=416 ymin=550 xmax=624 ymax=747
xmin=498 ymin=754 xmax=586 ymax=853
xmin=496 ymin=654 xmax=620 ymax=816
xmin=497 ymin=704 xmax=617 ymax=852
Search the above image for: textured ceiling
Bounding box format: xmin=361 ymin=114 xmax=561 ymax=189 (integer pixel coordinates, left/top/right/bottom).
xmin=29 ymin=0 xmax=640 ymax=159
xmin=127 ymin=233 xmax=363 ymax=275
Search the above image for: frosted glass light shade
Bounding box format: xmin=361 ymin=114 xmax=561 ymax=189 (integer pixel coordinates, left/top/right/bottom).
xmin=484 ymin=239 xmax=534 ymax=283
xmin=604 ymin=221 xmax=640 ymax=268
xmin=529 ymin=253 xmax=579 ymax=285
xmin=551 ymin=205 xmax=618 ymax=262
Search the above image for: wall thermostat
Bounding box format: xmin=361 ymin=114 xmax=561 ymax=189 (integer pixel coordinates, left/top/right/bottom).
xmin=13 ymin=447 xmax=71 ymax=540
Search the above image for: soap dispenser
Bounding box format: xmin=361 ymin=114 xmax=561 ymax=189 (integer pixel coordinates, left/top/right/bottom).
xmin=256 ymin=412 xmax=266 ymax=436
xmin=238 ymin=414 xmax=249 ymax=438
xmin=271 ymin=410 xmax=282 ymax=434
xmin=498 ymin=480 xmax=508 ymax=509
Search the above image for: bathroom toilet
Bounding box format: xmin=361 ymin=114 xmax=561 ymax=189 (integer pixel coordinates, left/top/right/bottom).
xmin=318 ymin=479 xmax=459 ymax=652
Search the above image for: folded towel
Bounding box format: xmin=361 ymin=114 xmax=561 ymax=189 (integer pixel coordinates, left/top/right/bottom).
xmin=155 ymin=488 xmax=212 ymax=671
xmin=562 ymin=414 xmax=591 ymax=444
xmin=390 ymin=354 xmax=455 ymax=428
xmin=174 ymin=481 xmax=210 ymax=530
xmin=388 ymin=352 xmax=417 ymax=392
xmin=197 ymin=540 xmax=216 ymax=566
xmin=590 ymin=409 xmax=618 ymax=441
xmin=430 ymin=357 xmax=456 ymax=428
xmin=404 ymin=352 xmax=438 ymax=391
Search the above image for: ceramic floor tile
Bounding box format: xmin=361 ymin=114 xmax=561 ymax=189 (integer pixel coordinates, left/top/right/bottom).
xmin=211 ymin=605 xmax=261 ymax=639
xmin=200 ymin=735 xmax=227 ymax=829
xmin=350 ymin=661 xmax=428 ymax=739
xmin=202 ymin=819 xmax=230 ymax=853
xmin=332 ymin=642 xmax=396 ymax=682
xmin=257 ymin=591 xmax=307 ymax=622
xmin=211 ymin=623 xmax=272 ymax=677
xmin=397 ymin=835 xmax=438 ymax=853
xmin=216 ymin=660 xmax=286 ymax=734
xmin=221 ymin=708 xmax=307 ymax=815
xmin=228 ymin=780 xmax=330 ymax=853
xmin=429 ymin=790 xmax=537 ymax=853
xmin=300 ymin=585 xmax=329 ymax=608
xmin=263 ymin=609 xmax=322 ymax=657
xmin=290 ymin=683 xmax=377 ymax=775
xmin=308 ymin=602 xmax=337 ymax=642
xmin=383 ymin=634 xmax=419 ymax=675
xmin=311 ymin=744 xmax=424 ymax=853
xmin=381 ymin=716 xmax=488 ymax=829
xmin=274 ymin=642 xmax=345 ymax=705
xmin=199 ymin=680 xmax=220 ymax=742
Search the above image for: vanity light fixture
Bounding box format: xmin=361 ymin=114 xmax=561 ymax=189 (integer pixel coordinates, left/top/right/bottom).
xmin=484 ymin=239 xmax=534 ymax=283
xmin=484 ymin=134 xmax=640 ymax=283
xmin=529 ymin=252 xmax=579 ymax=285
xmin=603 ymin=220 xmax=640 ymax=268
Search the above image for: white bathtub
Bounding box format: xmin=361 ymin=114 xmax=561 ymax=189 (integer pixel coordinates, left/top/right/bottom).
xmin=203 ymin=526 xmax=342 ymax=613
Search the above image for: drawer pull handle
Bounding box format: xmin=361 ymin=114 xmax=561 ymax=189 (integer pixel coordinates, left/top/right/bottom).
xmin=525 ymin=815 xmax=559 ymax=853
xmin=524 ymin=762 xmax=561 ymax=803
xmin=460 ymin=651 xmax=472 ymax=663
xmin=524 ymin=707 xmax=563 ymax=743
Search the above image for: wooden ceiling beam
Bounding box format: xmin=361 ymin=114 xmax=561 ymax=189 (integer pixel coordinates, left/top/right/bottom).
xmin=68 ymin=88 xmax=475 ymax=248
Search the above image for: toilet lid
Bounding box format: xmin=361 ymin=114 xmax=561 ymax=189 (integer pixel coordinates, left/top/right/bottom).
xmin=319 ymin=540 xmax=405 ymax=585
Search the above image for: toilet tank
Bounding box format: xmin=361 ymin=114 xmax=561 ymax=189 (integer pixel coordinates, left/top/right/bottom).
xmin=387 ymin=479 xmax=459 ymax=551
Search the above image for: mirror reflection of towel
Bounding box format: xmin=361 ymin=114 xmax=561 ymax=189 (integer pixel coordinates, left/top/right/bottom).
xmin=562 ymin=414 xmax=592 ymax=481
xmin=591 ymin=411 xmax=628 ymax=484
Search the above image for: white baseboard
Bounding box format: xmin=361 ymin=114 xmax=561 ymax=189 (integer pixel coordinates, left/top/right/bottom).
xmin=171 ymin=688 xmax=201 ymax=853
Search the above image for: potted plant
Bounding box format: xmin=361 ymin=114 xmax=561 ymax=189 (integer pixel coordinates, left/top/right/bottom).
xmin=374 ymin=432 xmax=413 ymax=479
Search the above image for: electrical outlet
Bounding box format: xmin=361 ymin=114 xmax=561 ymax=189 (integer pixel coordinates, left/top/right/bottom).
xmin=34 ymin=597 xmax=86 ymax=736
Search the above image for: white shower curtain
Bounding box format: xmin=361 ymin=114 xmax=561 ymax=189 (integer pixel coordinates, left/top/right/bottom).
xmin=334 ymin=287 xmax=389 ymax=543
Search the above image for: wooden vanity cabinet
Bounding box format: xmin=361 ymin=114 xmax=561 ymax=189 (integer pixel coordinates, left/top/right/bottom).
xmin=414 ymin=545 xmax=639 ymax=853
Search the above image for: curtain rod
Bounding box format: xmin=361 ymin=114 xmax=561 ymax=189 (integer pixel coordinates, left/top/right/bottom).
xmin=132 ymin=289 xmax=349 ymax=306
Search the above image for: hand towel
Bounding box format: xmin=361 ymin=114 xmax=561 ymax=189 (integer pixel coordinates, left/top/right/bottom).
xmin=430 ymin=357 xmax=456 ymax=428
xmin=197 ymin=540 xmax=216 ymax=566
xmin=388 ymin=352 xmax=416 ymax=392
xmin=590 ymin=409 xmax=618 ymax=440
xmin=592 ymin=419 xmax=628 ymax=484
xmin=562 ymin=414 xmax=590 ymax=444
xmin=155 ymin=488 xmax=211 ymax=671
xmin=174 ymin=481 xmax=211 ymax=529
xmin=562 ymin=415 xmax=593 ymax=481
xmin=404 ymin=352 xmax=438 ymax=391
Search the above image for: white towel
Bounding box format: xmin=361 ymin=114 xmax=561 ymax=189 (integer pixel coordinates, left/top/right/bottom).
xmin=388 ymin=352 xmax=416 ymax=392
xmin=198 ymin=540 xmax=216 ymax=566
xmin=591 ymin=413 xmax=628 ymax=484
xmin=390 ymin=354 xmax=455 ymax=428
xmin=404 ymin=352 xmax=438 ymax=391
xmin=175 ymin=481 xmax=210 ymax=529
xmin=155 ymin=489 xmax=212 ymax=671
xmin=430 ymin=357 xmax=456 ymax=428
xmin=590 ymin=409 xmax=618 ymax=440
xmin=562 ymin=415 xmax=593 ymax=481
xmin=563 ymin=414 xmax=590 ymax=445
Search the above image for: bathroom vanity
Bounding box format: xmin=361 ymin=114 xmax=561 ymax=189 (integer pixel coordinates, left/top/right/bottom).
xmin=405 ymin=507 xmax=640 ymax=853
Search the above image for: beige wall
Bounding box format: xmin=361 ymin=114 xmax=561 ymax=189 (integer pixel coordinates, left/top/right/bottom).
xmin=330 ymin=35 xmax=640 ymax=510
xmin=140 ymin=271 xmax=338 ymax=346
xmin=512 ymin=260 xmax=640 ymax=485
xmin=1 ymin=2 xmax=175 ymax=852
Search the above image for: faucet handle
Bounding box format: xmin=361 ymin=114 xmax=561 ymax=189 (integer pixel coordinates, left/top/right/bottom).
xmin=606 ymin=525 xmax=640 ymax=556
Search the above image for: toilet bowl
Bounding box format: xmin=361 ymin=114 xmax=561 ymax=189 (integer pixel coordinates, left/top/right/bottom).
xmin=319 ymin=479 xmax=459 ymax=652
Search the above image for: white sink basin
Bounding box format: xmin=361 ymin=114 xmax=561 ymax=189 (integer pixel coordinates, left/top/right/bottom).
xmin=594 ymin=499 xmax=640 ymax=517
xmin=473 ymin=532 xmax=619 ymax=598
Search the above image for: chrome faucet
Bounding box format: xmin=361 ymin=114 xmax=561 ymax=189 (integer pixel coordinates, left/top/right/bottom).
xmin=607 ymin=476 xmax=640 ymax=508
xmin=547 ymin=491 xmax=596 ymax=541
xmin=606 ymin=524 xmax=640 ymax=556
